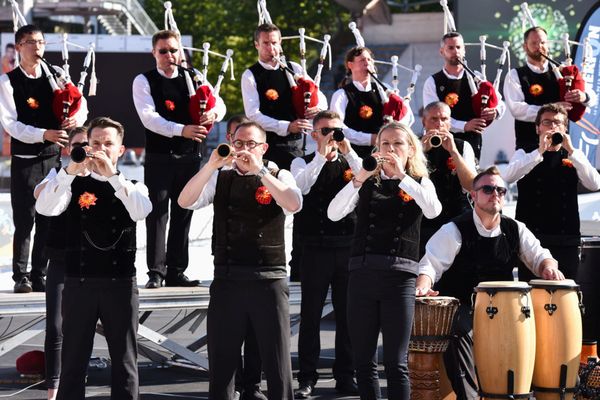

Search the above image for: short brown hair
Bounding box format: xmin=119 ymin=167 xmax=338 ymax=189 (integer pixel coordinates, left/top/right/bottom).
xmin=313 ymin=110 xmax=341 ymax=127
xmin=226 ymin=115 xmax=250 ymax=135
xmin=441 ymin=32 xmax=462 ymax=47
xmin=523 ymin=27 xmax=547 ymax=43
xmin=254 ymin=23 xmax=280 ymax=43
xmin=535 ymin=103 xmax=568 ymax=127
xmin=233 ymin=121 xmax=267 ymax=142
xmin=87 ymin=117 xmax=125 ymax=142
xmin=15 ymin=25 xmax=43 ymax=44
xmin=68 ymin=126 xmax=88 ymax=143
xmin=472 ymin=165 xmax=501 ymax=189
xmin=152 ymin=30 xmax=178 ymax=48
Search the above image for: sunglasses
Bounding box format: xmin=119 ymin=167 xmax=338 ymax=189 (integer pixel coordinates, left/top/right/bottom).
xmin=158 ymin=48 xmax=179 ymax=55
xmin=317 ymin=127 xmax=343 ymax=136
xmin=475 ymin=185 xmax=507 ymax=196
xmin=71 ymin=142 xmax=89 ymax=148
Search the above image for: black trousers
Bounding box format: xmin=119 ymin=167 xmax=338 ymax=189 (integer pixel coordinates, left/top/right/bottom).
xmin=57 ymin=277 xmax=139 ymax=400
xmin=44 ymin=257 xmax=65 ymax=389
xmin=297 ymin=244 xmax=353 ymax=384
xmin=234 ymin=326 xmax=263 ymax=393
xmin=518 ymin=243 xmax=579 ymax=281
xmin=144 ymin=157 xmax=199 ymax=278
xmin=10 ymin=155 xmax=58 ymax=281
xmin=208 ymin=278 xmax=293 ymax=400
xmin=347 ymin=268 xmax=416 ymax=400
xmin=443 ymin=305 xmax=479 ymax=400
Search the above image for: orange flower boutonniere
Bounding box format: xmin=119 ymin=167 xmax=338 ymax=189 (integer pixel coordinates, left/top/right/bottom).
xmin=529 ymin=84 xmax=544 ymax=96
xmin=164 ymin=100 xmax=175 ymax=111
xmin=446 ymin=156 xmax=457 ymax=174
xmin=343 ymin=168 xmax=354 ymax=182
xmin=444 ymin=92 xmax=459 ymax=108
xmin=265 ymin=89 xmax=279 ymax=101
xmin=26 ymin=97 xmax=39 ymax=109
xmin=255 ymin=186 xmax=273 ymax=205
xmin=359 ymin=105 xmax=373 ymax=119
xmin=562 ymin=159 xmax=574 ymax=168
xmin=398 ymin=189 xmax=413 ymax=203
xmin=78 ymin=192 xmax=97 ymax=210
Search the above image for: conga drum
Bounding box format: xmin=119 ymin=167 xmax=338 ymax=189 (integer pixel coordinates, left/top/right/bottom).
xmin=473 ymin=281 xmax=535 ymax=399
xmin=409 ymin=296 xmax=459 ymax=400
xmin=578 ymin=237 xmax=600 ymax=344
xmin=530 ymin=279 xmax=583 ymax=400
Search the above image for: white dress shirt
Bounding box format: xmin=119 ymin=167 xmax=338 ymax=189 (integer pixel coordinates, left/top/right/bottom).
xmin=132 ymin=67 xmax=226 ymax=139
xmin=35 ymin=168 xmax=152 ymax=222
xmin=241 ymin=60 xmax=328 ymax=137
xmin=290 ymin=149 xmax=362 ymax=194
xmin=327 ymin=173 xmax=442 ymax=222
xmin=418 ymin=210 xmax=555 ymax=283
xmin=183 ymin=160 xmax=303 ymax=216
xmin=422 ymin=68 xmax=506 ymax=132
xmin=0 ymin=64 xmax=88 ymax=154
xmin=503 ymin=60 xmax=598 ymax=123
xmin=503 ymin=147 xmax=600 ymax=191
xmin=330 ymin=80 xmax=415 ymax=146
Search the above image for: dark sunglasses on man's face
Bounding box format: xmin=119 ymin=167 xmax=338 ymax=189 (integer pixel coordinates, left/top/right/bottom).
xmin=71 ymin=142 xmax=89 ymax=148
xmin=318 ymin=127 xmax=343 ymax=136
xmin=475 ymin=185 xmax=507 ymax=196
xmin=158 ymin=48 xmax=178 ymax=55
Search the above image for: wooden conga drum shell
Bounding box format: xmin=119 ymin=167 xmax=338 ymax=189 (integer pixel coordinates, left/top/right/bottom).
xmin=530 ymin=279 xmax=582 ymax=400
xmin=473 ymin=281 xmax=535 ymax=398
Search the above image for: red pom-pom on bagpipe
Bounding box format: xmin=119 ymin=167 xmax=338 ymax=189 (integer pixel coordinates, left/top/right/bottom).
xmin=471 ymin=81 xmax=499 ymax=126
xmin=382 ymin=92 xmax=409 ymax=122
xmin=51 ymin=82 xmax=82 ymax=122
xmin=189 ymin=85 xmax=217 ymax=133
xmin=558 ymin=65 xmax=586 ymax=122
xmin=291 ymin=77 xmax=319 ymax=118
xmin=16 ymin=350 xmax=45 ymax=375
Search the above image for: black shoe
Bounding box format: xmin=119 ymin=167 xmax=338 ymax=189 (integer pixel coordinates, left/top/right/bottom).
xmin=31 ymin=276 xmax=46 ymax=292
xmin=165 ymin=273 xmax=200 ymax=287
xmin=14 ymin=277 xmax=32 ymax=293
xmin=294 ymin=382 xmax=314 ymax=399
xmin=145 ymin=275 xmax=164 ymax=289
xmin=335 ymin=378 xmax=358 ymax=395
xmin=242 ymin=388 xmax=268 ymax=400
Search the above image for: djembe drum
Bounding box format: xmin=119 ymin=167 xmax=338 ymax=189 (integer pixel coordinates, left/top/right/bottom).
xmin=409 ymin=296 xmax=459 ymax=400
xmin=473 ymin=281 xmax=536 ymax=399
xmin=578 ymin=341 xmax=600 ymax=400
xmin=530 ymin=279 xmax=582 ymax=400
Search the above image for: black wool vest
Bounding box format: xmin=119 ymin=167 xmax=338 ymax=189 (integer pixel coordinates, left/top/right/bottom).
xmin=342 ymin=82 xmax=383 ymax=159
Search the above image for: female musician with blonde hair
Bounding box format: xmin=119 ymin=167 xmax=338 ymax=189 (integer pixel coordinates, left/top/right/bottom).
xmin=328 ymin=121 xmax=441 ymax=399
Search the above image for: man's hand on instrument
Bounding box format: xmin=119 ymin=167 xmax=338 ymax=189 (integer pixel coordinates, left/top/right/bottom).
xmin=415 ymin=274 xmax=439 ymax=297
xmin=464 ymin=118 xmax=487 ymax=134
xmin=337 ymin=138 xmax=352 ymax=155
xmin=561 ymin=132 xmax=575 ymax=155
xmin=61 ymin=117 xmax=77 ymax=130
xmin=234 ymin=149 xmax=262 ymax=175
xmin=564 ymin=89 xmax=586 ymax=104
xmin=439 ymin=131 xmax=458 ymax=154
xmin=89 ymin=150 xmax=117 ymax=177
xmin=541 ymin=265 xmax=565 ymax=281
xmin=555 ymin=101 xmax=573 ymax=111
xmin=43 ymin=129 xmax=69 ymax=148
xmin=207 ymin=146 xmax=233 ymax=170
xmin=538 ymin=132 xmax=553 ymax=154
xmin=304 ymin=106 xmax=320 ymax=120
xmin=182 ymin=125 xmax=208 ymax=143
xmin=197 ymin=110 xmax=217 ymax=126
xmin=288 ymin=119 xmax=312 ymax=134
xmin=480 ymin=107 xmax=497 ymax=122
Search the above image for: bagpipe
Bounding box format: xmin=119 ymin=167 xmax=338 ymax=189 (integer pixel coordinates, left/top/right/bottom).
xmin=10 ymin=0 xmax=96 ymax=123
xmin=164 ymin=1 xmax=234 ymax=133
xmin=348 ymin=21 xmax=420 ymax=124
xmin=520 ymin=2 xmax=591 ymax=122
xmin=440 ymin=0 xmax=508 ymax=126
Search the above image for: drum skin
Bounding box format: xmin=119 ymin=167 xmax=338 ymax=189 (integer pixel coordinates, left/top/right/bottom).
xmin=530 ymin=279 xmax=582 ymax=400
xmin=473 ymin=281 xmax=535 ymax=397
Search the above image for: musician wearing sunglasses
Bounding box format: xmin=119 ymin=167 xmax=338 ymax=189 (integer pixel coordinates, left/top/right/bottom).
xmin=178 ymin=121 xmax=302 ymax=400
xmin=416 ymin=166 xmax=563 ymax=400
xmin=423 ymin=32 xmax=505 ymax=161
xmin=419 ymin=101 xmax=476 ymax=257
xmin=328 ymin=121 xmax=441 ymax=400
xmin=503 ymin=103 xmax=600 ymax=282
xmin=0 ymin=25 xmax=88 ymax=294
xmin=241 ymin=23 xmax=327 ymax=171
xmin=132 ymin=30 xmax=226 ymax=290
xmin=290 ymin=111 xmax=361 ymax=398
xmin=330 ymin=46 xmax=414 ymax=160
xmin=504 ymin=27 xmax=597 ymax=153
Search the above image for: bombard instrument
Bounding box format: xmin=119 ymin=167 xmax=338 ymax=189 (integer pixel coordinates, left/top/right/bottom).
xmin=362 ymin=155 xmax=387 ymax=172
xmin=70 ymin=146 xmax=94 ymax=163
xmin=216 ymin=143 xmax=234 ymax=158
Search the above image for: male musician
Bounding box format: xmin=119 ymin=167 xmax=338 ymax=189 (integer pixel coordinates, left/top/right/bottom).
xmin=290 ymin=111 xmax=361 ymax=398
xmin=503 ymin=103 xmax=600 ymax=281
xmin=178 ymin=121 xmax=302 ymax=400
xmin=330 ymin=46 xmax=413 ymax=159
xmin=416 ymin=166 xmax=563 ymax=400
xmin=423 ymin=32 xmax=505 ymax=161
xmin=241 ymin=22 xmax=327 ymax=170
xmin=419 ymin=101 xmax=476 ymax=256
xmin=36 ymin=116 xmax=152 ymax=400
xmin=133 ymin=29 xmax=225 ymax=289
xmin=504 ymin=26 xmax=596 ymax=152
xmin=2 ymin=43 xmax=16 ymax=74
xmin=0 ymin=24 xmax=88 ymax=293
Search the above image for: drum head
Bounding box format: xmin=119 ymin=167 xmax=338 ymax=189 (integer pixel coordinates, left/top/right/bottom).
xmin=529 ymin=278 xmax=578 ymax=290
xmin=415 ymin=296 xmax=460 ymax=306
xmin=475 ymin=281 xmax=531 ymax=292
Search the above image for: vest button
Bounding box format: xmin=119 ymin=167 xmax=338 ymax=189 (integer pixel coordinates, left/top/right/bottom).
xmin=393 ymin=237 xmax=399 ymax=242
xmin=319 ymin=230 xmax=324 ymax=234
xmin=112 ymin=260 xmax=117 ymax=265
xmin=390 ymin=249 xmax=396 ymax=254
xmin=111 ymin=229 xmax=116 ymax=233
xmin=398 ymin=213 xmax=403 ymax=218
xmin=258 ymin=233 xmax=263 ymax=238
xmin=367 ymin=235 xmax=373 ymax=240
xmin=111 ymin=216 xmax=116 ymax=221
xmin=226 ymin=246 xmax=232 ymax=250
xmin=369 ymin=224 xmax=375 ymax=229
xmin=228 ymin=206 xmax=233 ymax=211
xmin=369 ymin=212 xmax=376 ymax=218
xmin=80 ymin=261 xmax=85 ymax=266
xmin=395 ymin=226 xmax=402 ymax=232
xmin=365 ymin=246 xmax=371 ymax=251
xmin=82 ymin=214 xmax=87 ymax=219
xmin=258 ymin=219 xmax=263 ymax=224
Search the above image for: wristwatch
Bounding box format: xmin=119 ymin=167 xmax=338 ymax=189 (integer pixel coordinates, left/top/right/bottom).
xmin=256 ymin=166 xmax=269 ymax=179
